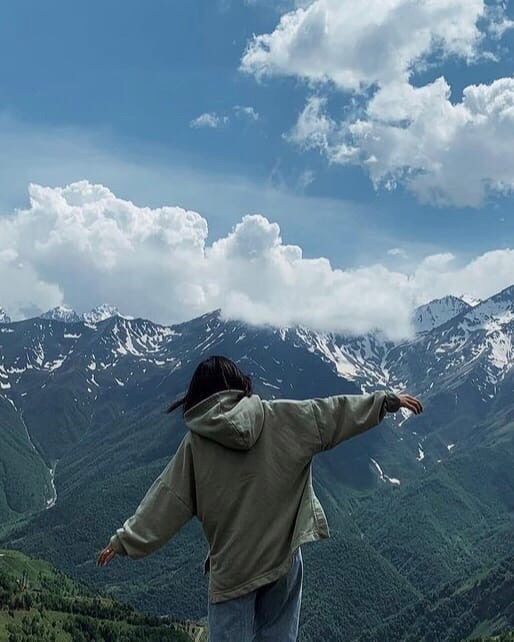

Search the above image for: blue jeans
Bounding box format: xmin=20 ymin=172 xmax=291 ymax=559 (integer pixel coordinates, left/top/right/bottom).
xmin=208 ymin=547 xmax=303 ymax=642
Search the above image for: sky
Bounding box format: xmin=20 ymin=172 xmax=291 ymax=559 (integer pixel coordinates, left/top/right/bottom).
xmin=1 ymin=0 xmax=514 ymax=339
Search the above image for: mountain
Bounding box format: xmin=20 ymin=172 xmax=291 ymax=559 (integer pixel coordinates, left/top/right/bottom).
xmin=0 ymin=287 xmax=513 ymax=640
xmin=82 ymin=303 xmax=122 ymax=323
xmin=40 ymin=303 xmax=122 ymax=324
xmin=0 ymin=548 xmax=194 ymax=641
xmin=460 ymin=292 xmax=482 ymax=307
xmin=387 ymin=283 xmax=514 ymax=429
xmin=412 ymin=295 xmax=471 ymax=334
xmin=360 ymin=552 xmax=514 ymax=641
xmin=0 ymin=307 xmax=11 ymax=324
xmin=40 ymin=305 xmax=81 ymax=323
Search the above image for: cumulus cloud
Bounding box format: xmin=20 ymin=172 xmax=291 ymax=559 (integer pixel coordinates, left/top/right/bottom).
xmin=190 ymin=112 xmax=229 ymax=129
xmin=243 ymin=0 xmax=514 ymax=206
xmin=289 ymin=76 xmax=514 ymax=207
xmin=2 ymin=181 xmax=514 ymax=339
xmin=410 ymin=249 xmax=514 ymax=302
xmin=241 ymin=0 xmax=489 ymax=90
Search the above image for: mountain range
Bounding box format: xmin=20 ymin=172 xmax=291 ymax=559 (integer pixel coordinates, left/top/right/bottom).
xmin=0 ymin=287 xmax=513 ymax=640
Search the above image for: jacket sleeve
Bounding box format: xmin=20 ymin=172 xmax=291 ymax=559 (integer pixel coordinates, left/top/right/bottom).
xmin=108 ymin=436 xmax=196 ymax=559
xmin=310 ymin=390 xmax=401 ymax=452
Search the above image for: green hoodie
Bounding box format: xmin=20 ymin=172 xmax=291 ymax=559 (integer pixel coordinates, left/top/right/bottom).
xmin=109 ymin=389 xmax=401 ymax=603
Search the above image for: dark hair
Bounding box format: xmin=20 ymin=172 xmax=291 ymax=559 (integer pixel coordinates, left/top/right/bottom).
xmin=167 ymin=355 xmax=252 ymax=415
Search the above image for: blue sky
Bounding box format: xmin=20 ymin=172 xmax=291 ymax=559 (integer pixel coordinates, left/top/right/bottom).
xmin=1 ymin=1 xmax=514 ymax=334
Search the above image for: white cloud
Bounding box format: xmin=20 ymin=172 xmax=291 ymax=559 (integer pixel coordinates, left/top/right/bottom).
xmin=190 ymin=107 xmax=260 ymax=129
xmin=0 ymin=252 xmax=62 ymax=320
xmin=241 ymin=0 xmax=489 ymax=90
xmin=190 ymin=112 xmax=229 ymax=129
xmin=234 ymin=105 xmax=260 ymax=121
xmin=485 ymin=1 xmax=514 ymax=38
xmin=411 ymin=249 xmax=514 ymax=302
xmin=2 ymin=180 xmax=514 ymax=339
xmin=297 ymin=169 xmax=315 ymax=190
xmin=388 ymin=247 xmax=408 ymax=259
xmin=243 ymin=0 xmax=514 ymax=206
xmin=289 ymin=76 xmax=514 ymax=207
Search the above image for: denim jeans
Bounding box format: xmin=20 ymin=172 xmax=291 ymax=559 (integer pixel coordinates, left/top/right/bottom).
xmin=207 ymin=547 xmax=303 ymax=642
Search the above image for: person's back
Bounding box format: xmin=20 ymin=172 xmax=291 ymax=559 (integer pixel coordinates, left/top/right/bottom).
xmin=187 ymin=390 xmax=325 ymax=602
xmin=98 ymin=355 xmax=423 ymax=641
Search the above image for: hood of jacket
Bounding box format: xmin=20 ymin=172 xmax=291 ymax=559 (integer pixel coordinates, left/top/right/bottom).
xmin=183 ymin=389 xmax=264 ymax=451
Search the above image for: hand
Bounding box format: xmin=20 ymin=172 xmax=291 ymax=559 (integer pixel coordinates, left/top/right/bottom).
xmin=398 ymin=394 xmax=423 ymax=415
xmin=96 ymin=544 xmax=117 ymax=567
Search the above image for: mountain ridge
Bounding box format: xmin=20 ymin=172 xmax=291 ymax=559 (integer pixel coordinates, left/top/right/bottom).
xmin=0 ymin=284 xmax=513 ymax=640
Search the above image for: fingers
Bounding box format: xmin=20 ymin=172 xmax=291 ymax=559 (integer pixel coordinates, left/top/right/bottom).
xmin=400 ymin=394 xmax=423 ymax=415
xmin=96 ymin=546 xmax=117 ymax=567
xmin=98 ymin=549 xmax=114 ymax=566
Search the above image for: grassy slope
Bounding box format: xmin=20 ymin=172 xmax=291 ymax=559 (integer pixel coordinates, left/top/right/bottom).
xmin=0 ymin=548 xmax=193 ymax=641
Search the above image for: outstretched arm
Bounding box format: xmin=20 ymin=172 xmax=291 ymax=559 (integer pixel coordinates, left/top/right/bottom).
xmin=311 ymin=390 xmax=422 ymax=452
xmin=97 ymin=436 xmax=196 ymax=566
xmin=262 ymin=389 xmax=423 ymax=460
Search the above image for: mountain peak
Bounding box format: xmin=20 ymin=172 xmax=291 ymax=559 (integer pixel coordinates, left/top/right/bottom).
xmin=412 ymin=295 xmax=471 ymax=334
xmin=459 ymin=292 xmax=482 ymax=307
xmin=82 ymin=304 xmax=120 ymax=323
xmin=40 ymin=305 xmax=81 ymax=323
xmin=39 ymin=303 xmax=124 ymax=324
xmin=462 ymin=283 xmax=514 ymax=327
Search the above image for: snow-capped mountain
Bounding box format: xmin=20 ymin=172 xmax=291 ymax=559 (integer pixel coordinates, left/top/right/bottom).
xmin=0 ymin=307 xmax=11 ymax=324
xmin=0 ymin=283 xmax=511 ymax=491
xmin=459 ymin=292 xmax=482 ymax=307
xmin=39 ymin=303 xmax=123 ymax=324
xmin=40 ymin=305 xmax=81 ymax=323
xmin=387 ymin=283 xmax=514 ymax=409
xmin=2 ymin=284 xmax=513 ymax=462
xmin=412 ymin=295 xmax=471 ymax=334
xmin=82 ymin=304 xmax=121 ymax=323
xmin=290 ymin=325 xmax=394 ymax=391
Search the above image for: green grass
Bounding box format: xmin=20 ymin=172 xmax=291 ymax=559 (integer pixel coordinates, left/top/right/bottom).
xmin=0 ymin=549 xmax=192 ymax=642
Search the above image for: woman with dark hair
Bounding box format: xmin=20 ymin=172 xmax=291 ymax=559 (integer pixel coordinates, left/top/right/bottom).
xmin=97 ymin=354 xmax=423 ymax=641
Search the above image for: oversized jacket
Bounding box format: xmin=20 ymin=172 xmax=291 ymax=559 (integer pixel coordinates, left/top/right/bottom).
xmin=109 ymin=388 xmax=402 ymax=603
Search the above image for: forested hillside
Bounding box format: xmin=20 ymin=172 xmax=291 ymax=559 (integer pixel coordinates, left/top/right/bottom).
xmin=0 ymin=548 xmax=193 ymax=641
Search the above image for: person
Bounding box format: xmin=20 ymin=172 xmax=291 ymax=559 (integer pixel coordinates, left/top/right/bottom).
xmin=97 ymin=355 xmax=423 ymax=641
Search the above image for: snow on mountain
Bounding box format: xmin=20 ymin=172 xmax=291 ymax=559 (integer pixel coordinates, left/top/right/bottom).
xmin=40 ymin=305 xmax=81 ymax=323
xmin=460 ymin=284 xmax=514 ymax=329
xmin=412 ymin=295 xmax=471 ymax=334
xmin=370 ymin=458 xmax=401 ymax=486
xmin=82 ymin=304 xmax=120 ymax=323
xmin=1 ymin=286 xmax=513 ymax=483
xmin=387 ymin=284 xmax=514 ymax=403
xmin=459 ymin=293 xmax=482 ymax=307
xmin=291 ymin=326 xmax=394 ymax=391
xmin=40 ymin=303 xmax=125 ymax=324
xmin=5 ymin=284 xmax=514 ymax=414
xmin=0 ymin=307 xmax=11 ymax=323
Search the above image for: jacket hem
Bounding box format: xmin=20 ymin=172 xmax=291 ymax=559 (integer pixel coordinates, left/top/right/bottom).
xmin=208 ymin=528 xmax=329 ymax=604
